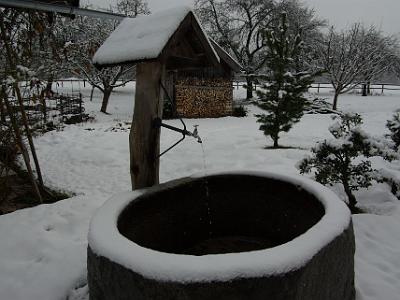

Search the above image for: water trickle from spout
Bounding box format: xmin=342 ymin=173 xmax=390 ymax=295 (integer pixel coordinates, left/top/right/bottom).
xmin=200 ymin=142 xmax=212 ymax=236
xmin=200 ymin=143 xmax=207 ymax=172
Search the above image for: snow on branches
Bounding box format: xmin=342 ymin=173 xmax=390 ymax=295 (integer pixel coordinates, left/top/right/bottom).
xmin=298 ymin=113 xmax=397 ymax=213
xmin=61 ymin=7 xmax=137 ymax=113
xmin=254 ymin=13 xmax=318 ymax=148
xmin=319 ymin=24 xmax=399 ymax=110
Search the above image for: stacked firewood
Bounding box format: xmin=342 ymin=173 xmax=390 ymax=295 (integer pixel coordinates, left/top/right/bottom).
xmin=176 ymin=77 xmax=232 ymax=88
xmin=175 ymin=77 xmax=233 ymax=118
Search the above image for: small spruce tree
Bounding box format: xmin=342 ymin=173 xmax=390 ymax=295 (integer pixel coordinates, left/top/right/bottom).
xmin=386 ymin=109 xmax=400 ymax=150
xmin=255 ymin=13 xmax=316 ymax=148
xmin=298 ymin=113 xmax=396 ymax=213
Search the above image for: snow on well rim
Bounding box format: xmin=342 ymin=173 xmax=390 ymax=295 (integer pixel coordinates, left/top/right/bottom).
xmin=88 ymin=170 xmax=351 ymax=283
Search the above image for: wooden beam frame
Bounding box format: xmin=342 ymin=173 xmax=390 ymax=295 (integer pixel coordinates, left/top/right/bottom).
xmin=166 ymin=55 xmax=205 ymax=70
xmin=129 ymin=61 xmax=165 ymax=189
xmin=160 ymin=12 xmax=220 ymax=68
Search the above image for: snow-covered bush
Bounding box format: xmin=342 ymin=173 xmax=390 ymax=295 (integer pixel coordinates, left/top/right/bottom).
xmin=386 ymin=109 xmax=400 ymax=150
xmin=304 ymin=98 xmax=342 ymax=115
xmin=233 ymin=105 xmax=248 ymax=117
xmin=298 ymin=113 xmax=397 ymax=213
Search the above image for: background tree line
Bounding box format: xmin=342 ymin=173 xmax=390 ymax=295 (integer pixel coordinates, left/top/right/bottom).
xmin=2 ymin=0 xmax=398 ymax=114
xmin=195 ymin=0 xmax=400 ymax=109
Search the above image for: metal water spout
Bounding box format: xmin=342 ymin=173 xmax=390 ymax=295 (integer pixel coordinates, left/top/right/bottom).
xmin=154 ymin=118 xmax=202 ymax=159
xmin=191 ymin=125 xmax=202 ymax=144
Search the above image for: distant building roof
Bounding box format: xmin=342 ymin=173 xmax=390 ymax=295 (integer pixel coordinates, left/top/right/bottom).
xmin=210 ymin=39 xmax=242 ymax=73
xmin=93 ymin=6 xmax=220 ymax=67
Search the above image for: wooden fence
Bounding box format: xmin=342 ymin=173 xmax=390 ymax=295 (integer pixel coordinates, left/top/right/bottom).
xmin=55 ymin=79 xmax=400 ymax=95
xmin=232 ymin=81 xmax=400 ymax=94
xmin=309 ymin=83 xmax=400 ymax=94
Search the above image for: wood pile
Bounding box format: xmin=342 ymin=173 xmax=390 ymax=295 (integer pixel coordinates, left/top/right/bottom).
xmin=175 ymin=77 xmax=233 ymax=118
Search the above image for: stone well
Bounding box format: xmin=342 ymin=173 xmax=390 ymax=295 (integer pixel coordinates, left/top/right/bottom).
xmin=88 ymin=171 xmax=355 ymax=300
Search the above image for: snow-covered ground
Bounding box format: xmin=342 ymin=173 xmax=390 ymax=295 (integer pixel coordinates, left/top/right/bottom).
xmin=1 ymin=82 xmax=400 ymax=300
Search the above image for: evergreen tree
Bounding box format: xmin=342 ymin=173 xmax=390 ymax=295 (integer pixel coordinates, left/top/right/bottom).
xmin=298 ymin=113 xmax=397 ymax=214
xmin=255 ymin=13 xmax=316 ymax=148
xmin=386 ymin=109 xmax=400 ymax=150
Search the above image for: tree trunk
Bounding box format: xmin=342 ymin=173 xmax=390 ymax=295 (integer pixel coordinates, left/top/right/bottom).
xmin=332 ymin=91 xmax=340 ymax=110
xmin=0 ymin=94 xmax=6 ymax=123
xmin=44 ymin=76 xmax=54 ymax=97
xmin=38 ymin=91 xmax=48 ymax=124
xmin=367 ymin=81 xmax=371 ymax=95
xmin=343 ymin=181 xmax=358 ymax=214
xmin=362 ymin=84 xmax=367 ymax=97
xmin=100 ymin=88 xmax=112 ymax=114
xmin=246 ymin=76 xmax=253 ymax=99
xmin=273 ymin=136 xmax=279 ymax=148
xmin=130 ymin=61 xmax=165 ymax=190
xmin=90 ymin=85 xmax=95 ymax=102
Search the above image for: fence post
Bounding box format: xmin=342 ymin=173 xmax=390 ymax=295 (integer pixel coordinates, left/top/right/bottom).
xmin=79 ymin=93 xmax=83 ymax=122
xmin=382 ymin=84 xmax=384 ymax=95
xmin=317 ymin=83 xmax=320 ymax=94
xmin=60 ymin=95 xmax=63 ymax=116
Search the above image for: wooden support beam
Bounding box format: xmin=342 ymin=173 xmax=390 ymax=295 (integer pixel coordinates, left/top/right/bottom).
xmin=129 ymin=61 xmax=165 ymax=190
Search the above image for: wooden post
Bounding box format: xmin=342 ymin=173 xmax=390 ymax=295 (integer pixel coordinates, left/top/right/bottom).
xmin=129 ymin=61 xmax=165 ymax=190
xmin=90 ymin=85 xmax=95 ymax=102
xmin=2 ymin=91 xmax=43 ymax=203
xmin=79 ymin=93 xmax=82 ymax=117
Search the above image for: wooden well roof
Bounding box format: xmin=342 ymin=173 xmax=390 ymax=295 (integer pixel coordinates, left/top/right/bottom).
xmin=93 ymin=7 xmax=219 ymax=67
xmin=93 ymin=6 xmax=242 ymax=72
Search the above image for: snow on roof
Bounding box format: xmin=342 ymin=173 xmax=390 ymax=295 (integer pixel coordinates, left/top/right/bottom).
xmin=93 ymin=6 xmax=219 ymax=66
xmin=88 ymin=170 xmax=351 ymax=283
xmin=210 ymin=39 xmax=242 ymax=72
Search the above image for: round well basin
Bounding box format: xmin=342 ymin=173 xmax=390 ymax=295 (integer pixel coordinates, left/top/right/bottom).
xmin=88 ymin=171 xmax=355 ymax=300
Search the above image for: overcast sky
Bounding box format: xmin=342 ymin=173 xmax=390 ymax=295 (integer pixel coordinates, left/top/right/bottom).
xmin=87 ymin=0 xmax=400 ymax=35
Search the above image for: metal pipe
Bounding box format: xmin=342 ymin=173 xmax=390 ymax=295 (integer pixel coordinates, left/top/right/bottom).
xmin=154 ymin=117 xmax=193 ymax=137
xmin=0 ymin=0 xmax=126 ymax=20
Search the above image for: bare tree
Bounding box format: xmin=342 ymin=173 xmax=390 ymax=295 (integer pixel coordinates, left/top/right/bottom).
xmin=360 ymin=30 xmax=399 ymax=96
xmin=0 ymin=8 xmax=54 ymax=202
xmin=195 ymin=0 xmax=276 ymax=99
xmin=115 ymin=0 xmax=150 ymax=17
xmin=62 ymin=13 xmax=135 ymax=113
xmin=195 ymin=0 xmax=324 ymax=99
xmin=320 ymin=24 xmax=399 ymax=110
